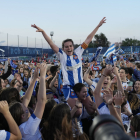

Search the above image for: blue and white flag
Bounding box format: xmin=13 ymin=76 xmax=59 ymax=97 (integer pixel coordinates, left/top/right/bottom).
xmin=10 ymin=60 xmax=17 ymax=69
xmin=90 ymin=47 xmax=103 ymax=62
xmin=114 ymin=48 xmax=125 ymax=55
xmin=104 ymin=44 xmax=117 ymax=65
xmin=57 ymin=70 xmax=63 ymax=96
xmin=103 ymin=44 xmax=116 ymax=57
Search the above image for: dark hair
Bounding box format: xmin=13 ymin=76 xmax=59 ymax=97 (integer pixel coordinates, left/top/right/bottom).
xmin=62 ymin=39 xmax=74 ymax=48
xmin=9 ymin=102 xmax=24 ymax=126
xmin=131 ymin=115 xmax=140 ymax=132
xmin=28 ymin=95 xmax=37 ymax=110
xmin=73 ymin=83 xmax=86 ymax=94
xmin=127 ymin=67 xmax=134 ymax=76
xmin=137 ymin=64 xmax=140 ymax=69
xmin=120 ymin=67 xmax=128 ymax=74
xmin=0 ymin=87 xmax=21 ymax=104
xmin=0 ymin=113 xmax=9 ymax=131
xmin=50 ymin=66 xmax=59 ymax=77
xmin=40 ymin=100 xmax=56 ymax=130
xmin=42 ymin=104 xmax=71 ymax=140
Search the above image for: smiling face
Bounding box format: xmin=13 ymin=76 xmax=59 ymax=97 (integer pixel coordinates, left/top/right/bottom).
xmin=63 ymin=41 xmax=74 ymax=56
xmin=76 ymin=86 xmax=87 ymax=101
xmin=134 ymin=81 xmax=140 ymax=93
xmin=102 ymin=76 xmax=111 ymax=89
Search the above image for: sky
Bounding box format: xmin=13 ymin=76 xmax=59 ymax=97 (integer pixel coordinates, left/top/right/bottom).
xmin=0 ymin=0 xmax=140 ymax=48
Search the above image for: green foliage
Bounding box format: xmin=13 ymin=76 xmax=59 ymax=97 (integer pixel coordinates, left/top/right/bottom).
xmin=93 ymin=33 xmax=110 ymax=47
xmin=121 ymin=38 xmax=140 ymax=46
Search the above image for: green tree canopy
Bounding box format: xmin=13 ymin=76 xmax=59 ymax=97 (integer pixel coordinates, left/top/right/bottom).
xmin=121 ymin=38 xmax=140 ymax=46
xmin=93 ymin=33 xmax=110 ymax=47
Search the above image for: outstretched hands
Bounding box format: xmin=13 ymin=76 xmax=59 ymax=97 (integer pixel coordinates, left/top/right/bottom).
xmin=98 ymin=17 xmax=106 ymax=27
xmin=31 ymin=24 xmax=44 ymax=32
xmin=103 ymin=88 xmax=114 ymax=105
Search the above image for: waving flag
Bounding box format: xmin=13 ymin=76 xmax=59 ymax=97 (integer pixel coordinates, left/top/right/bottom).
xmin=103 ymin=44 xmax=117 ymax=64
xmin=57 ymin=70 xmax=63 ymax=96
xmin=103 ymin=44 xmax=116 ymax=57
xmin=90 ymin=47 xmax=103 ymax=62
xmin=114 ymin=48 xmax=125 ymax=55
xmin=10 ymin=60 xmax=17 ymax=69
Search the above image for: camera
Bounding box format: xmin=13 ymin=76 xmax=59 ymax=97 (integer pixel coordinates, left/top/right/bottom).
xmin=89 ymin=114 xmax=136 ymax=140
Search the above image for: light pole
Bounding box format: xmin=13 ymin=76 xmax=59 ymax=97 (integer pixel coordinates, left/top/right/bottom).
xmin=50 ymin=31 xmax=54 ymax=43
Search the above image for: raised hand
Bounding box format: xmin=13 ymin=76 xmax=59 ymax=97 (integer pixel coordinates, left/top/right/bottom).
xmin=31 ymin=24 xmax=44 ymax=32
xmin=55 ymin=71 xmax=60 ymax=77
xmin=102 ymin=88 xmax=114 ymax=105
xmin=103 ymin=65 xmax=114 ymax=76
xmin=0 ymin=101 xmax=9 ymax=115
xmin=33 ymin=67 xmax=39 ymax=80
xmin=112 ymin=66 xmax=119 ymax=76
xmin=8 ymin=58 xmax=11 ymax=64
xmin=40 ymin=63 xmax=47 ymax=78
xmin=98 ymin=17 xmax=106 ymax=27
xmin=111 ymin=75 xmax=117 ymax=84
xmin=114 ymin=91 xmax=124 ymax=106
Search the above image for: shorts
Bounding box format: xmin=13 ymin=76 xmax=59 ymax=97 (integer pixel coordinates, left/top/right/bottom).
xmin=63 ymin=85 xmax=89 ymax=101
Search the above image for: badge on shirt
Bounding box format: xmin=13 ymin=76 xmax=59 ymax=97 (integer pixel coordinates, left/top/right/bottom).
xmin=73 ymin=55 xmax=78 ymax=59
xmin=71 ymin=91 xmax=75 ymax=96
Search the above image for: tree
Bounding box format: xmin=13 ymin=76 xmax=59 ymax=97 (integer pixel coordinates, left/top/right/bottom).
xmin=121 ymin=38 xmax=140 ymax=46
xmin=93 ymin=33 xmax=110 ymax=47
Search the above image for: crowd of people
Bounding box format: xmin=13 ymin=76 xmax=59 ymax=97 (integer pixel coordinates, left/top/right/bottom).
xmin=0 ymin=17 xmax=140 ymax=140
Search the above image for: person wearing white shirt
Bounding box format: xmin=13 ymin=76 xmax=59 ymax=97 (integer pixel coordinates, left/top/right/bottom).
xmin=9 ymin=64 xmax=47 ymax=140
xmin=31 ymin=17 xmax=106 ymax=117
xmin=0 ymin=101 xmax=22 ymax=140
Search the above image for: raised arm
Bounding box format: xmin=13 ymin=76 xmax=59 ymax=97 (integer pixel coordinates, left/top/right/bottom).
xmin=113 ymin=66 xmax=124 ymax=93
xmin=0 ymin=101 xmax=22 ymax=140
xmin=84 ymin=17 xmax=106 ymax=45
xmin=31 ymin=24 xmax=59 ymax=53
xmin=103 ymin=91 xmax=126 ymax=132
xmin=83 ymin=67 xmax=93 ymax=86
xmin=0 ymin=59 xmax=12 ymax=80
xmin=34 ymin=63 xmax=47 ymax=119
xmin=49 ymin=71 xmax=59 ymax=92
xmin=22 ymin=68 xmax=39 ymax=107
xmin=93 ymin=66 xmax=112 ymax=107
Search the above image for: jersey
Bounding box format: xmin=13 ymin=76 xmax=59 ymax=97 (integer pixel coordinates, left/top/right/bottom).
xmin=0 ymin=130 xmax=10 ymax=140
xmin=19 ymin=113 xmax=42 ymax=140
xmin=56 ymin=44 xmax=86 ymax=87
xmin=122 ymin=80 xmax=129 ymax=90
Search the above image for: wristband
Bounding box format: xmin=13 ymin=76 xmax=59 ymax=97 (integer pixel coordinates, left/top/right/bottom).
xmin=102 ymin=74 xmax=106 ymax=77
xmin=114 ymin=105 xmax=121 ymax=109
xmin=128 ymin=114 xmax=133 ymax=118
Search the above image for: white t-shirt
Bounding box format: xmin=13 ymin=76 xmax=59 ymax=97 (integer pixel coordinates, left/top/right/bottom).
xmin=56 ymin=46 xmax=84 ymax=87
xmin=19 ymin=113 xmax=42 ymax=140
xmin=0 ymin=130 xmax=10 ymax=140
